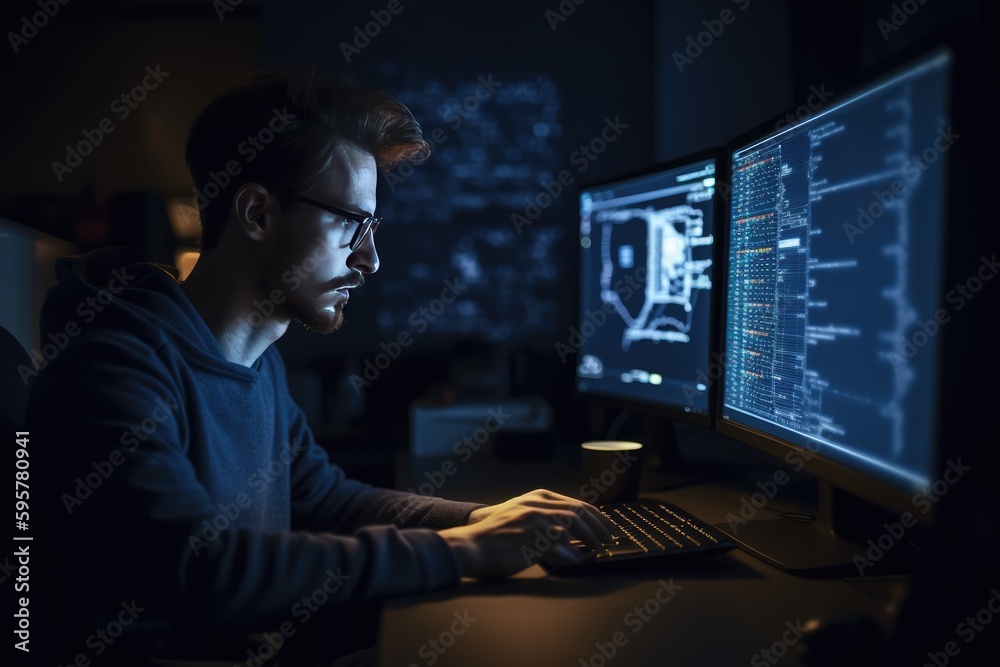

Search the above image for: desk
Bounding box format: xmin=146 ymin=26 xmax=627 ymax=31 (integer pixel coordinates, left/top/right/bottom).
xmin=376 ymin=479 xmax=909 ymax=667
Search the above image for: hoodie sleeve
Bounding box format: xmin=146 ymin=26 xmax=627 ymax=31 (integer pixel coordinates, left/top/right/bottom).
xmin=270 ymin=351 xmax=487 ymax=534
xmin=286 ymin=402 xmax=487 ymax=533
xmin=27 ymin=332 xmax=466 ymax=633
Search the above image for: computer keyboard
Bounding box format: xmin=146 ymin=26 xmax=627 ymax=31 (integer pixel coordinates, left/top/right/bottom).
xmin=542 ymin=499 xmax=736 ymax=574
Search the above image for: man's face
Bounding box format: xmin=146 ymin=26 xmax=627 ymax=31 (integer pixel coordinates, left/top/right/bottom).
xmin=262 ymin=143 xmax=379 ymax=334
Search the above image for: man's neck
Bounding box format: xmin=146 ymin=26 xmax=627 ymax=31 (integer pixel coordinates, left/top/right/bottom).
xmin=180 ymin=249 xmax=288 ymax=368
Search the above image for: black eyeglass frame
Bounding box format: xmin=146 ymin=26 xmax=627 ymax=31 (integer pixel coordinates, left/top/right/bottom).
xmin=294 ymin=196 xmax=382 ymax=251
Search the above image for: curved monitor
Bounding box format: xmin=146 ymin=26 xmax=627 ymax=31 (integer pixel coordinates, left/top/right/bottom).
xmin=716 ymin=41 xmax=955 ymax=572
xmin=575 ymin=150 xmax=723 ymax=425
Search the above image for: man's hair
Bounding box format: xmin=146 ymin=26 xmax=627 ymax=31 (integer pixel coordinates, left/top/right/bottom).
xmin=185 ymin=66 xmax=429 ymax=251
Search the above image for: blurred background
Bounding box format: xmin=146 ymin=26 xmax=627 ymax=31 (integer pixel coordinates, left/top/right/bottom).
xmin=0 ymin=0 xmax=981 ymax=484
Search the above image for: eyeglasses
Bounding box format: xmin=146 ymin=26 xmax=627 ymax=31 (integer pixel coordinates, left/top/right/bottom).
xmin=294 ymin=196 xmax=382 ymax=251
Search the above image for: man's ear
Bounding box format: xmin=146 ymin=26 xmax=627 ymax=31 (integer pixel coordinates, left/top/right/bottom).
xmin=232 ymin=183 xmax=272 ymax=242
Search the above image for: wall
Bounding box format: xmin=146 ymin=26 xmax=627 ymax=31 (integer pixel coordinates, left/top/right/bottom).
xmin=0 ymin=0 xmax=260 ymax=244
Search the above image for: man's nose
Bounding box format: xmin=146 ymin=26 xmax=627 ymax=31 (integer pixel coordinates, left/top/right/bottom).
xmin=348 ymin=234 xmax=379 ymax=274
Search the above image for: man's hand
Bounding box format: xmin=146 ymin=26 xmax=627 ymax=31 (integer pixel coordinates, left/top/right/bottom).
xmin=438 ymin=489 xmax=616 ymax=579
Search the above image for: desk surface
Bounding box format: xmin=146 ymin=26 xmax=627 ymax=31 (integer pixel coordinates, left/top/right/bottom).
xmin=376 ymin=483 xmax=908 ymax=667
xmin=371 ymin=394 xmax=1000 ymax=666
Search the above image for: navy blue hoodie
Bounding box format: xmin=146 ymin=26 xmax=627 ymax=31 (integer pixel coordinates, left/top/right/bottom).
xmin=25 ymin=247 xmax=480 ymax=662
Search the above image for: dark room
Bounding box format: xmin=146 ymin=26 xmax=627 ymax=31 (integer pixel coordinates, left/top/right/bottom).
xmin=1 ymin=1 xmax=996 ymax=665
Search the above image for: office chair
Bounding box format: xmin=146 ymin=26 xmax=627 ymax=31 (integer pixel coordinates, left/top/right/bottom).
xmin=1 ymin=326 xmax=34 ymax=433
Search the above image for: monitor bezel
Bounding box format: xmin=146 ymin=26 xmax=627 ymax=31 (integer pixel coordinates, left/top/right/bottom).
xmin=713 ymin=36 xmax=962 ymax=521
xmin=573 ymin=147 xmax=727 ymax=428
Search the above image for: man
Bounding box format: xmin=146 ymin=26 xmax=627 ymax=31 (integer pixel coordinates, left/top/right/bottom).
xmin=27 ymin=67 xmax=612 ymax=665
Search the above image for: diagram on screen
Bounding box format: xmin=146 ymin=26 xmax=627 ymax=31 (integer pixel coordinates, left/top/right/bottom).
xmin=597 ymin=204 xmax=713 ymax=350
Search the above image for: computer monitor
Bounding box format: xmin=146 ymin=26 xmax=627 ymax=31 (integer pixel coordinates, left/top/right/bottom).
xmin=574 ymin=149 xmax=723 ymax=427
xmin=716 ymin=42 xmax=955 ymax=573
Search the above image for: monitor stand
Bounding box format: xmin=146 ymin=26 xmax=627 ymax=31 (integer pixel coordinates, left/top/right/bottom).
xmin=642 ymin=415 xmax=684 ymax=471
xmin=715 ymin=479 xmax=926 ymax=577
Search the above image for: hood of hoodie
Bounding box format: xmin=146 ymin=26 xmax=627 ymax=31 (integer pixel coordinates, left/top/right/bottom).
xmin=39 ymin=246 xmax=259 ymax=374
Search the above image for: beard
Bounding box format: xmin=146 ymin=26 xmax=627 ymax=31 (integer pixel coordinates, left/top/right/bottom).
xmin=259 ymin=264 xmax=360 ymax=335
xmin=262 ymin=278 xmax=346 ymax=334
xmin=295 ymin=308 xmax=344 ymax=334
xmin=290 ymin=297 xmax=345 ymax=334
xmin=259 ymin=264 xmax=345 ymax=334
